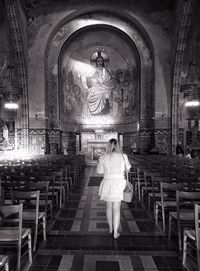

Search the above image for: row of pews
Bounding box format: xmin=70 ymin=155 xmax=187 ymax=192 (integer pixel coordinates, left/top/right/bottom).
xmin=128 ymin=154 xmax=200 ymax=271
xmin=0 ymin=154 xmax=85 ymax=271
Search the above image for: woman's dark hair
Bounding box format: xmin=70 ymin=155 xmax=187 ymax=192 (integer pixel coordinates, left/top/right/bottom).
xmin=109 ymin=138 xmax=117 ymax=145
xmin=107 ymin=138 xmax=121 ymax=153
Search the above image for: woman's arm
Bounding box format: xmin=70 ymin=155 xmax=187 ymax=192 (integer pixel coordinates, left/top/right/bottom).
xmin=124 ymin=154 xmax=131 ymax=172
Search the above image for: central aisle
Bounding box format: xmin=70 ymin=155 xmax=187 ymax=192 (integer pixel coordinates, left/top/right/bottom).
xmin=29 ymin=166 xmax=186 ymax=271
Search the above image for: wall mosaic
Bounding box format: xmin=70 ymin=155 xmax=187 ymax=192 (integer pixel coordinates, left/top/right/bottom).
xmin=60 ymin=33 xmax=139 ymax=126
xmin=28 ymin=128 xmax=66 ymax=155
xmin=29 ymin=128 xmax=45 ymax=155
xmin=45 ymin=10 xmax=154 ymax=135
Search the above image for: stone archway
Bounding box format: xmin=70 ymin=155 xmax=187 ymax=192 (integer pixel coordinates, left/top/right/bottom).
xmin=171 ymin=0 xmax=193 ymax=155
xmin=45 ymin=7 xmax=154 ymax=153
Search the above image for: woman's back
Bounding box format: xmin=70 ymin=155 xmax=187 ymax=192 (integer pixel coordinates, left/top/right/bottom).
xmin=97 ymin=138 xmax=131 ymax=239
xmin=101 ymin=152 xmax=126 ymax=176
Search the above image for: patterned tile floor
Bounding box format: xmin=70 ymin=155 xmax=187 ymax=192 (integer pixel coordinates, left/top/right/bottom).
xmin=24 ymin=166 xmax=196 ymax=271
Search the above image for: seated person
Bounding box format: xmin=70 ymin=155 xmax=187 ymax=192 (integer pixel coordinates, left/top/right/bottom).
xmin=176 ymin=141 xmax=184 ymax=157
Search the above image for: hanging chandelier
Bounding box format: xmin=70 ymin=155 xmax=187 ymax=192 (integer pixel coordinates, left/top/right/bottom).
xmin=0 ymin=62 xmax=22 ymax=109
xmin=0 ymin=27 xmax=23 ymax=109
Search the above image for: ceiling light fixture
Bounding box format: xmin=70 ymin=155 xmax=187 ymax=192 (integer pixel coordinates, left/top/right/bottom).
xmin=4 ymin=100 xmax=19 ymax=109
xmin=0 ymin=33 xmax=22 ymax=109
xmin=185 ymin=100 xmax=200 ymax=107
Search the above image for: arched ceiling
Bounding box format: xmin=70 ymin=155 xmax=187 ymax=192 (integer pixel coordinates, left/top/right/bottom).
xmin=20 ymin=0 xmax=176 ymax=16
xmin=45 ymin=9 xmax=154 ymax=132
xmin=20 ymin=0 xmax=176 ymax=37
xmin=26 ymin=0 xmax=176 ymax=132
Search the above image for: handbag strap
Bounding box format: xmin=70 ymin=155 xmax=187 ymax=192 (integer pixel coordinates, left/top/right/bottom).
xmin=122 ymin=153 xmax=129 ymax=184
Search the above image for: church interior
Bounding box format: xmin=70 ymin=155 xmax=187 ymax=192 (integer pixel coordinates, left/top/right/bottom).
xmin=0 ymin=0 xmax=200 ymax=270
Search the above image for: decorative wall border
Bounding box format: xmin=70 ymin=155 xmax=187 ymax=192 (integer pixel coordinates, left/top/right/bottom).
xmin=155 ymin=129 xmax=171 ymax=136
xmin=29 ymin=129 xmax=45 ymax=135
xmin=5 ymin=0 xmax=29 ymax=152
xmin=172 ymin=0 xmax=193 ymax=154
xmin=140 ymin=130 xmax=153 ymax=137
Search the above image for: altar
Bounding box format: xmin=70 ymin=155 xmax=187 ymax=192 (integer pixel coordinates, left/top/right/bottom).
xmin=80 ymin=130 xmax=118 ymax=161
xmin=87 ymin=140 xmax=107 ymax=160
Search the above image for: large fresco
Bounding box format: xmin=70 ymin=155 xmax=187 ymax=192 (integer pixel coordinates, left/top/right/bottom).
xmin=60 ymin=29 xmax=139 ymax=127
xmin=62 ymin=58 xmax=137 ymax=119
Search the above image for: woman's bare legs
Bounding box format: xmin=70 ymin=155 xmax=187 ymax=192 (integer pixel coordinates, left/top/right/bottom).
xmin=106 ymin=201 xmax=113 ymax=233
xmin=113 ymin=201 xmax=121 ymax=238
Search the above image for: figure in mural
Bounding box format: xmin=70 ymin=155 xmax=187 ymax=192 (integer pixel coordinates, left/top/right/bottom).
xmin=63 ymin=70 xmax=82 ymax=116
xmin=2 ymin=124 xmax=8 ymax=142
xmin=86 ymin=55 xmax=116 ymax=115
xmin=114 ymin=66 xmax=136 ymax=117
xmin=62 ymin=53 xmax=137 ymax=120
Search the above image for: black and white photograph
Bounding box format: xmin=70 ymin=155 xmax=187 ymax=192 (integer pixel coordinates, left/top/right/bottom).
xmin=0 ymin=0 xmax=199 ymax=270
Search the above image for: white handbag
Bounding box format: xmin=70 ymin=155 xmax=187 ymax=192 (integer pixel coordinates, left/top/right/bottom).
xmin=122 ymin=154 xmax=133 ymax=202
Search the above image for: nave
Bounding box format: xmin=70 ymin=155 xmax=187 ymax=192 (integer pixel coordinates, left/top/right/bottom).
xmin=27 ymin=165 xmax=187 ymax=271
xmin=1 ymin=0 xmax=200 ymax=269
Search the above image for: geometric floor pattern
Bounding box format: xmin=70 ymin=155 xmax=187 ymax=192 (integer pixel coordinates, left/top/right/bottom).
xmin=50 ymin=185 xmax=160 ymax=234
xmin=30 ymin=254 xmax=186 ymax=271
xmin=28 ymin=166 xmax=189 ymax=271
xmin=87 ymin=176 xmax=102 ymax=186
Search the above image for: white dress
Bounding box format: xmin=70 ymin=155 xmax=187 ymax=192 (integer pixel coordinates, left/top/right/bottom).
xmin=97 ymin=152 xmax=131 ymax=202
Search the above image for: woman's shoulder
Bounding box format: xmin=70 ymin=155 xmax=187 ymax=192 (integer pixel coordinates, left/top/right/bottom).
xmin=121 ymin=153 xmax=130 ymax=162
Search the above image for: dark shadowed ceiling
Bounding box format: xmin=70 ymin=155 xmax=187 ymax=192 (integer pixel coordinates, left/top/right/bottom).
xmin=0 ymin=1 xmax=6 ymax=25
xmin=20 ymin=0 xmax=176 ymax=20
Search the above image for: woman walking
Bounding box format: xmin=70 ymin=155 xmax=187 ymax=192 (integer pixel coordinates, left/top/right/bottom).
xmin=97 ymin=138 xmax=131 ymax=239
